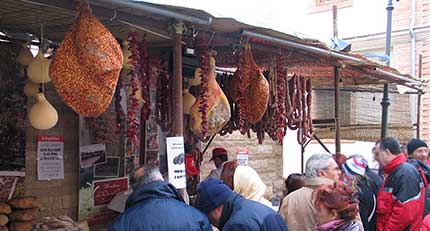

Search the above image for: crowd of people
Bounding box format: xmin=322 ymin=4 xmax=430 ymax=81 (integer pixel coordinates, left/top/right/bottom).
xmin=108 ymin=137 xmax=430 ymax=231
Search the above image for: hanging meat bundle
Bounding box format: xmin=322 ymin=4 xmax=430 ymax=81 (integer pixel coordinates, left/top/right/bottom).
xmin=189 ymin=56 xmax=231 ymax=138
xmin=50 ymin=2 xmax=122 ymax=117
xmin=230 ymin=44 xmax=269 ymax=127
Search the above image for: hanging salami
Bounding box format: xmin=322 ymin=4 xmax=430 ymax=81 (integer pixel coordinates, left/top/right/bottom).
xmin=284 ymin=74 xmax=315 ymax=144
xmin=276 ymin=55 xmax=287 ymax=142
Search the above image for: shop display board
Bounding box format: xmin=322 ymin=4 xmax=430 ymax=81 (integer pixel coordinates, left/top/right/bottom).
xmin=166 ymin=136 xmax=186 ymax=189
xmin=78 ymin=102 xmax=127 ymax=225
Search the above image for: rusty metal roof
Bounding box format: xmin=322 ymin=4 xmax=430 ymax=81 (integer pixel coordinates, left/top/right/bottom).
xmin=0 ymin=0 xmax=421 ymax=90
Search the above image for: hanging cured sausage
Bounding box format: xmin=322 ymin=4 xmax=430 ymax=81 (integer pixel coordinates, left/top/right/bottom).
xmin=286 ymin=74 xmax=314 ymax=144
xmin=189 ymin=56 xmax=231 ymax=138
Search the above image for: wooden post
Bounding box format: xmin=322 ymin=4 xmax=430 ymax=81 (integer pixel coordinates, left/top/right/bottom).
xmin=171 ymin=21 xmax=187 ymax=199
xmin=171 ymin=20 xmax=183 ymax=137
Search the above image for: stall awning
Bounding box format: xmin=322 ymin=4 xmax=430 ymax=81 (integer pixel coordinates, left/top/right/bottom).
xmin=0 ymin=0 xmax=422 ymax=90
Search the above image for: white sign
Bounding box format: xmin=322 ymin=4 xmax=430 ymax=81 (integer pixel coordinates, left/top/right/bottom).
xmin=236 ymin=150 xmax=249 ymax=166
xmin=166 ymin=136 xmax=186 ymax=189
xmin=37 ymin=135 xmax=64 ymax=180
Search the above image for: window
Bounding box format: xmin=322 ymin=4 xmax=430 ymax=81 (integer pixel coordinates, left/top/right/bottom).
xmin=309 ymin=0 xmax=353 ymax=14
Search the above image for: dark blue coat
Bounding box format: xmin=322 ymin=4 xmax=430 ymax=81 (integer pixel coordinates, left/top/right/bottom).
xmin=109 ymin=181 xmax=211 ymax=231
xmin=219 ymin=192 xmax=288 ymax=231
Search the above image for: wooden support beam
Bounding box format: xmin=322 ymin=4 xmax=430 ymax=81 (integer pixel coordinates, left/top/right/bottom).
xmin=171 ymin=20 xmax=184 ymax=137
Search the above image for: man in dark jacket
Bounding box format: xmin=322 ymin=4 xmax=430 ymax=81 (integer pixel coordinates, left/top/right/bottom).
xmin=195 ymin=178 xmax=288 ymax=231
xmin=109 ymin=165 xmax=212 ymax=231
xmin=374 ymin=137 xmax=425 ymax=231
xmin=407 ymin=138 xmax=430 ymax=216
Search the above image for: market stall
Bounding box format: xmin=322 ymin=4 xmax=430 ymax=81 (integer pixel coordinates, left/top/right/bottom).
xmin=0 ymin=0 xmax=422 ymax=230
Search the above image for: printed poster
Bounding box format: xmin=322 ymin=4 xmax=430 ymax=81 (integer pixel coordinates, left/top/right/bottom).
xmin=93 ymin=177 xmax=128 ymax=206
xmin=80 ymin=144 xmax=107 ymax=168
xmin=37 ymin=135 xmax=64 ymax=180
xmin=166 ymin=136 xmax=186 ymax=189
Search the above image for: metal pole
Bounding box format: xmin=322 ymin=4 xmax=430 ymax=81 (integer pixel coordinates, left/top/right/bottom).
xmin=333 ymin=5 xmax=341 ymax=153
xmin=333 ymin=5 xmax=338 ymax=38
xmin=417 ymin=54 xmax=422 ymax=138
xmin=381 ymin=0 xmax=394 ymax=138
xmin=334 ymin=68 xmax=341 ymax=153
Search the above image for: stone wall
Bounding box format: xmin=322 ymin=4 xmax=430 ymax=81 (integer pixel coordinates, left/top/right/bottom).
xmin=200 ymin=131 xmax=284 ymax=198
xmin=24 ymin=84 xmax=79 ymax=220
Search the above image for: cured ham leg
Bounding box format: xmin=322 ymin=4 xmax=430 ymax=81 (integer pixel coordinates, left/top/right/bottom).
xmin=190 ymin=57 xmax=231 ymax=138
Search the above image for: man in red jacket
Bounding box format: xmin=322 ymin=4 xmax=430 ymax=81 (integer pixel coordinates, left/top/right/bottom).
xmin=374 ymin=137 xmax=425 ymax=231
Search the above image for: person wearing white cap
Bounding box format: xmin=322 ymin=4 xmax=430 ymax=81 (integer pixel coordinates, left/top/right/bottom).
xmin=342 ymin=157 xmax=381 ymax=231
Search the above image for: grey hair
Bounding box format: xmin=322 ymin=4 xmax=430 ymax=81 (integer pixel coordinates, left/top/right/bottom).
xmin=132 ymin=165 xmax=163 ymax=188
xmin=305 ymin=153 xmax=333 ymax=177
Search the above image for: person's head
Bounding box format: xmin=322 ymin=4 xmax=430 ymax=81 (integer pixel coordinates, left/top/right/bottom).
xmin=232 ymin=166 xmax=266 ymax=201
xmin=220 ymin=160 xmax=239 ymax=189
xmin=285 ymin=173 xmax=306 ymax=195
xmin=342 ymin=157 xmax=367 ymax=181
xmin=305 ymin=153 xmax=341 ymax=181
xmin=407 ymin=138 xmax=429 ymax=163
xmin=131 ymin=165 xmax=163 ymax=188
xmin=210 ymin=148 xmax=228 ymax=168
xmin=374 ymin=137 xmax=402 ymax=168
xmin=195 ymin=178 xmax=233 ymax=228
xmin=314 ymin=182 xmax=358 ymax=225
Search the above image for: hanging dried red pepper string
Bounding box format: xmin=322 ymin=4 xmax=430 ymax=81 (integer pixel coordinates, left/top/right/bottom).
xmin=114 ymin=72 xmax=124 ymax=133
xmin=126 ymin=31 xmax=140 ymax=153
xmin=139 ymin=38 xmax=151 ymax=122
xmin=155 ymin=56 xmax=172 ymax=131
xmin=196 ymin=38 xmax=210 ymax=137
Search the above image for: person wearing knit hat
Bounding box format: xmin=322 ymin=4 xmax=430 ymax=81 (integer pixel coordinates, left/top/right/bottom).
xmin=407 ymin=138 xmax=430 ymax=217
xmin=342 ymin=157 xmax=367 ymax=180
xmin=195 ymin=178 xmax=288 ymax=231
xmin=407 ymin=138 xmax=429 ymax=163
xmin=341 ymin=157 xmax=380 ymax=231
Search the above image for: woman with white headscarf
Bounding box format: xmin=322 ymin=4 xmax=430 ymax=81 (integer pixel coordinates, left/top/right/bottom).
xmin=221 ymin=163 xmax=275 ymax=210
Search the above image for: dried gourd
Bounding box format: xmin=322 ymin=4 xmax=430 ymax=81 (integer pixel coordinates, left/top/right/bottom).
xmin=27 ymin=50 xmax=51 ymax=83
xmin=29 ymin=93 xmax=58 ymax=130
